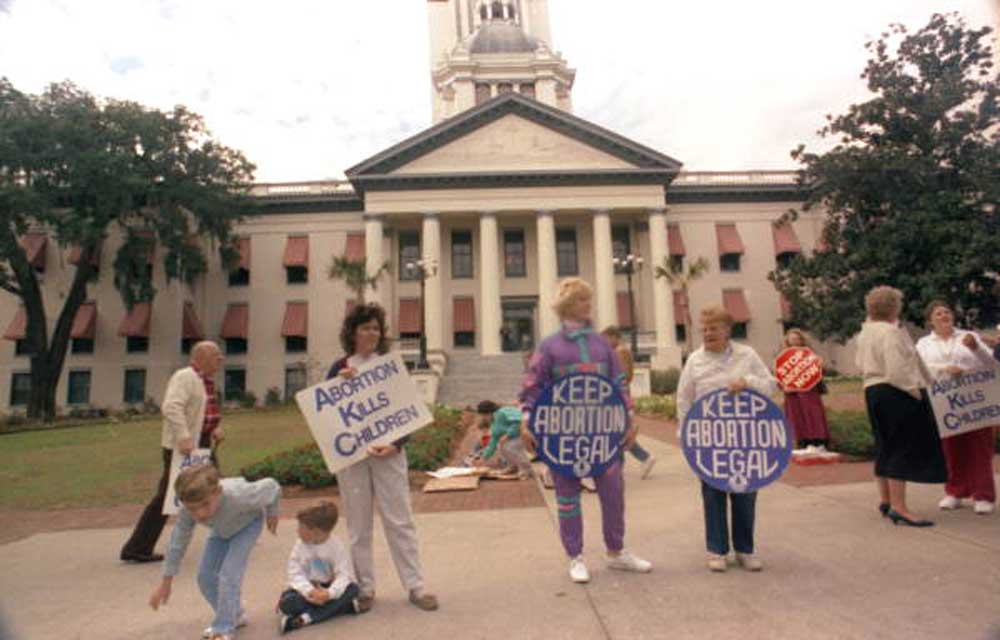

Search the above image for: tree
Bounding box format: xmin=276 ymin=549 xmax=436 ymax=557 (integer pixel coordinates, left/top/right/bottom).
xmin=654 ymin=255 xmax=709 ymax=354
xmin=0 ymin=79 xmax=256 ymax=420
xmin=770 ymin=13 xmax=1000 ymax=342
xmin=327 ymin=255 xmax=389 ymax=304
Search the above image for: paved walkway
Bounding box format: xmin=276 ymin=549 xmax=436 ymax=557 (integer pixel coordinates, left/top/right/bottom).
xmin=2 ymin=432 xmax=999 ymax=639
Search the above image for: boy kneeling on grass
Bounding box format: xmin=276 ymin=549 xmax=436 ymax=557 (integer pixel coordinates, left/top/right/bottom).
xmin=278 ymin=501 xmax=369 ymax=634
xmin=149 ymin=464 xmax=281 ymax=640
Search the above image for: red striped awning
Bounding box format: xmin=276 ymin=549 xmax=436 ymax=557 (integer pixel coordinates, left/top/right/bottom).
xmin=235 ymin=237 xmax=251 ymax=270
xmin=220 ymin=303 xmax=249 ymax=339
xmin=3 ymin=308 xmax=26 ymax=340
xmin=345 ymin=234 xmax=365 ymax=261
xmin=283 ymin=236 xmax=309 ymax=267
xmin=673 ymin=290 xmax=689 ymax=324
xmin=281 ymin=302 xmax=308 ymax=337
xmin=183 ymin=302 xmax=205 ymax=340
xmin=667 ymin=224 xmax=686 ymax=257
xmin=117 ymin=302 xmax=151 ymax=337
xmin=715 ymin=224 xmax=744 ymax=255
xmin=71 ymin=302 xmax=97 ymax=339
xmin=722 ymin=290 xmax=751 ymax=323
xmin=780 ymin=295 xmax=792 ymax=321
xmin=453 ymin=297 xmax=475 ymax=332
xmin=398 ymin=298 xmax=421 ymax=334
xmin=616 ymin=292 xmax=634 ymax=328
xmin=67 ymin=241 xmax=102 ymax=267
xmin=21 ymin=233 xmax=47 ymax=270
xmin=772 ymin=223 xmax=801 ymax=255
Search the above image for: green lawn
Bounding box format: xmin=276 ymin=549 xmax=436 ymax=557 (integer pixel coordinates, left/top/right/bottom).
xmin=0 ymin=406 xmax=313 ymax=511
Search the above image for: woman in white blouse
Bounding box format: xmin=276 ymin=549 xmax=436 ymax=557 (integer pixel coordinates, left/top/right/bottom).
xmin=676 ymin=306 xmax=777 ymax=572
xmin=855 ymin=287 xmax=947 ymax=527
xmin=915 ymin=301 xmax=997 ymax=515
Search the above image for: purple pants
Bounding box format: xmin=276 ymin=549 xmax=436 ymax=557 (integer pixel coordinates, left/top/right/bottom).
xmin=551 ymin=461 xmax=625 ymax=557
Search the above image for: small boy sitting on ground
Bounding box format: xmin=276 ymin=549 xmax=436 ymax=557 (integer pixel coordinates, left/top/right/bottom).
xmin=473 ymin=400 xmax=534 ymax=479
xmin=149 ymin=464 xmax=281 ymax=640
xmin=278 ymin=501 xmax=368 ymax=634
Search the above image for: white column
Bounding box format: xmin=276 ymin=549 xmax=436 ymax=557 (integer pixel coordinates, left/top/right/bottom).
xmin=535 ymin=210 xmax=559 ymax=337
xmin=479 ymin=213 xmax=502 ymax=356
xmin=648 ymin=208 xmax=682 ymax=368
xmin=422 ymin=213 xmax=443 ymax=354
xmin=364 ymin=215 xmax=385 ymax=307
xmin=592 ymin=209 xmax=617 ymax=330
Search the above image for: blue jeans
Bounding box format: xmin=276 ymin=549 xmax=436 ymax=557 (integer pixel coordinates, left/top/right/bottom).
xmin=197 ymin=515 xmax=263 ymax=635
xmin=701 ymin=481 xmax=756 ymax=555
xmin=279 ymin=583 xmax=360 ymax=625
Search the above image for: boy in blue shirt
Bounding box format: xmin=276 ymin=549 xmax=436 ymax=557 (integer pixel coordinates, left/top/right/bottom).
xmin=473 ymin=400 xmax=533 ymax=478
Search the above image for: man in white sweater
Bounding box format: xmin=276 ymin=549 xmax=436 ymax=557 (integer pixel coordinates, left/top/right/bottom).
xmin=120 ymin=341 xmax=226 ymax=563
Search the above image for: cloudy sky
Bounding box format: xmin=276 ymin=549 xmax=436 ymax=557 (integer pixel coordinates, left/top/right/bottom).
xmin=0 ymin=0 xmax=996 ymax=182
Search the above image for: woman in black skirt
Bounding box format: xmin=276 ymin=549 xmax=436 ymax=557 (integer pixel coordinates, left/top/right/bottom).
xmin=854 ymin=286 xmax=947 ymax=527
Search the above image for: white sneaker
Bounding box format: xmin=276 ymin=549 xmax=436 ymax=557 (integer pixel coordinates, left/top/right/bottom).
xmin=569 ymin=556 xmax=590 ymax=583
xmin=938 ymin=495 xmax=962 ymax=510
xmin=707 ymin=554 xmax=727 ymax=572
xmin=640 ymin=457 xmax=657 ymax=479
xmin=606 ymin=550 xmax=652 ymax=573
xmin=974 ymin=500 xmax=994 ymax=515
xmin=735 ymin=552 xmax=763 ymax=572
xmin=203 ymin=613 xmax=248 ymax=638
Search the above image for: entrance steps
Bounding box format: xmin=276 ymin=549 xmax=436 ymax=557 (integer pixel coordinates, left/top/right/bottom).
xmin=436 ymin=351 xmax=526 ymax=407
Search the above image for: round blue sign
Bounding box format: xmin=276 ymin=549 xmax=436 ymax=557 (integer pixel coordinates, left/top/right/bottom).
xmin=529 ymin=373 xmax=628 ymax=479
xmin=681 ymin=388 xmax=792 ymax=493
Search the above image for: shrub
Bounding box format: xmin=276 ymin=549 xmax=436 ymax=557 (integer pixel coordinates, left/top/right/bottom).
xmin=635 ymin=394 xmax=676 ymax=419
xmin=827 ymin=410 xmax=875 ymax=458
xmin=264 ymin=387 xmax=282 ymax=407
xmin=240 ymin=391 xmax=258 ymax=409
xmin=650 ymin=368 xmax=681 ymax=395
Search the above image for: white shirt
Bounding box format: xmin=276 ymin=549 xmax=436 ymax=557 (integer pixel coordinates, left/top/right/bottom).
xmin=286 ymin=535 xmax=355 ymax=598
xmin=676 ymin=342 xmax=778 ymax=425
xmin=855 ymin=321 xmax=929 ymax=392
xmin=915 ymin=329 xmax=995 ymax=380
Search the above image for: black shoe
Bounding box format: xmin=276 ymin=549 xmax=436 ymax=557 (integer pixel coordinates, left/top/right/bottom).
xmin=120 ymin=552 xmax=164 ymax=563
xmin=887 ymin=509 xmax=934 ymax=527
xmin=878 ymin=503 xmax=890 ymax=517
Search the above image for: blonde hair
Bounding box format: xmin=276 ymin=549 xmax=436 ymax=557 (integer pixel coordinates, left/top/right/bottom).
xmin=782 ymin=328 xmax=811 ymax=348
xmin=553 ymin=277 xmax=593 ymax=319
xmin=864 ymin=286 xmax=903 ymax=321
xmin=699 ymin=305 xmax=733 ymax=327
xmin=175 ymin=464 xmax=220 ymax=504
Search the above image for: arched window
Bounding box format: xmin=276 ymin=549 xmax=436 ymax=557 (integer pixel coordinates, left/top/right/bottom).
xmin=491 ymin=1 xmax=503 ymax=20
xmin=479 ymin=1 xmax=488 ymax=20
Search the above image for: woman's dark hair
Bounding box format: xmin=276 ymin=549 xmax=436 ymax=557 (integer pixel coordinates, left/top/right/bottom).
xmin=340 ymin=302 xmax=390 ymax=356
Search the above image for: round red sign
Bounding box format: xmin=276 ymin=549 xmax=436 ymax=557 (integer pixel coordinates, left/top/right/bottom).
xmin=775 ymin=347 xmax=823 ymax=392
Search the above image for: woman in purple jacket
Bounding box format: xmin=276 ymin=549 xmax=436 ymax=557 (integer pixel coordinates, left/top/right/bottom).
xmin=519 ymin=277 xmax=652 ymax=584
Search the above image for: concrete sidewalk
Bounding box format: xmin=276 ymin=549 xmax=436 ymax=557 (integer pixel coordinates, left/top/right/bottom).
xmin=2 ymin=435 xmax=999 ymax=640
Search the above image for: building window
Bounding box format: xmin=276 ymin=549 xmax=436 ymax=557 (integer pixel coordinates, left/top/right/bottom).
xmin=400 ymin=332 xmax=421 ymax=342
xmin=776 ymin=251 xmax=799 ymax=269
xmin=454 ymin=331 xmax=475 ymax=348
xmin=399 ymin=230 xmax=421 ymax=281
xmin=670 ymin=255 xmax=684 ymax=273
xmin=612 ymin=226 xmax=631 ymax=274
xmin=9 ymin=373 xmax=30 ymax=406
xmin=285 ymin=366 xmax=307 ymax=401
xmin=720 ymin=253 xmax=741 ymax=272
xmin=67 ymin=370 xmax=91 ymax=405
xmin=181 ymin=338 xmax=196 ymax=355
xmin=475 ymin=83 xmax=491 ymax=105
xmin=224 ymin=368 xmax=246 ymax=402
xmin=497 ymin=82 xmax=513 ymax=94
xmin=675 ymin=324 xmax=687 ymax=344
xmin=519 ymin=83 xmax=535 ymax=98
xmin=228 ymin=267 xmax=250 ymax=287
xmin=126 ymin=336 xmax=149 ymax=353
xmin=14 ymin=339 xmax=33 ymax=357
xmin=556 ymin=228 xmax=578 ymax=276
xmin=71 ymin=338 xmax=94 ymax=354
xmin=504 ymin=229 xmax=526 ymax=277
xmin=451 ymin=231 xmax=473 ymax=279
xmin=286 ymin=266 xmax=308 ymax=284
xmin=731 ymin=322 xmax=748 ymax=340
xmin=225 ymin=338 xmax=248 ymax=355
xmin=123 ymin=369 xmax=146 ymax=404
xmin=285 ymin=336 xmax=307 ymax=353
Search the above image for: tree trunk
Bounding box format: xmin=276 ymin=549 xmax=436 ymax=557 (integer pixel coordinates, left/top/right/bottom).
xmin=27 ymin=357 xmax=58 ymax=421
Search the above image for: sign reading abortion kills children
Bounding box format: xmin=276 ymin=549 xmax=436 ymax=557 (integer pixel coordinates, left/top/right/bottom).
xmin=530 ymin=373 xmax=628 ymax=479
xmin=775 ymin=347 xmax=823 ymax=392
xmin=163 ymin=448 xmax=213 ymax=515
xmin=927 ymin=366 xmax=1000 ymax=439
xmin=681 ymin=389 xmax=792 ymax=493
xmin=295 ymin=352 xmax=433 ymax=474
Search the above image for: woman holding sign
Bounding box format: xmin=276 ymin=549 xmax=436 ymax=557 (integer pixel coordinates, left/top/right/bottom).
xmin=915 ymin=300 xmax=997 ymax=515
xmin=676 ymin=306 xmax=778 ymax=572
xmin=855 ymin=286 xmax=946 ymax=527
xmin=520 ymin=278 xmax=652 ymax=584
xmin=781 ymin=329 xmax=830 ymax=451
xmin=326 ymin=303 xmax=439 ymax=612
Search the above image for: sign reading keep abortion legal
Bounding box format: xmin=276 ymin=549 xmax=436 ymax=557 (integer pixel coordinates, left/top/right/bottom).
xmin=681 ymin=388 xmax=792 ymax=493
xmin=295 ymin=352 xmax=433 ymax=474
xmin=928 ymin=366 xmax=1000 ymax=439
xmin=530 ymin=373 xmax=628 ymax=479
xmin=163 ymin=448 xmax=213 ymax=515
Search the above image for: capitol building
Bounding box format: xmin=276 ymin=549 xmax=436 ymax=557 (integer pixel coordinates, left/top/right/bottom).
xmin=0 ymin=0 xmax=855 ymax=411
